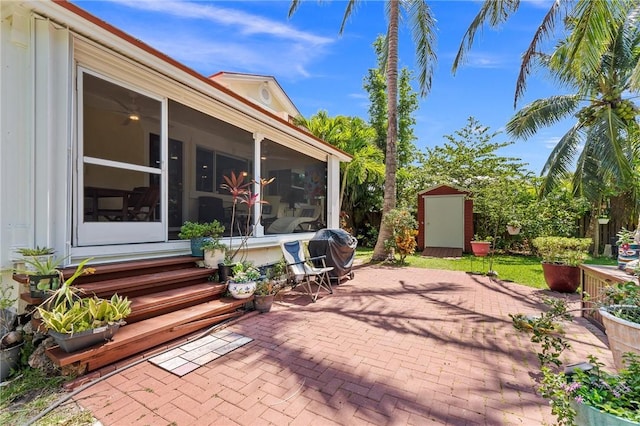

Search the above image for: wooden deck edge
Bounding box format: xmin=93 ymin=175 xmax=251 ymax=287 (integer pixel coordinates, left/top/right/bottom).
xmin=46 ymin=298 xmax=250 ymax=368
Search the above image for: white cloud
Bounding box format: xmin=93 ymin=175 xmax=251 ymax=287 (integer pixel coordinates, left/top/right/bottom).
xmin=107 ymin=0 xmax=333 ymax=45
xmin=95 ymin=0 xmax=334 ymax=79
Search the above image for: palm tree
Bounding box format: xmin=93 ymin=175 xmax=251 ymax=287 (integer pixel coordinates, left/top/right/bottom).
xmin=294 ymin=113 xmax=385 ymax=233
xmin=454 ymin=0 xmax=640 ymax=107
xmin=505 ymin=9 xmax=640 ymax=253
xmin=289 ymin=0 xmax=436 ymax=260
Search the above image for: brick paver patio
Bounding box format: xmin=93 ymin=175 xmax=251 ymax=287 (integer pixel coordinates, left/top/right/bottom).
xmin=74 ymin=265 xmax=613 ymax=425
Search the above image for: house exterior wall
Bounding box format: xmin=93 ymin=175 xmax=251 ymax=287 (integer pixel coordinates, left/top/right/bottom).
xmin=1 ymin=1 xmax=349 ymax=286
xmin=417 ymin=185 xmax=473 ymax=253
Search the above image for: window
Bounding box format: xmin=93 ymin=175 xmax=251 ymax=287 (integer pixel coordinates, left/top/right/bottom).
xmin=196 ymin=147 xmax=214 ymax=192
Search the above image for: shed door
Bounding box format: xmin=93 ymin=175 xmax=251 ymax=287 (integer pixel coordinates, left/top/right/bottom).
xmin=424 ymin=195 xmax=464 ymax=249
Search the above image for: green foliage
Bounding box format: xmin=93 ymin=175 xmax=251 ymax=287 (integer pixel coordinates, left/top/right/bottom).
xmin=230 ymin=262 xmax=261 ymax=283
xmin=201 ymin=238 xmax=227 ymax=252
xmin=16 ymin=246 xmax=55 ymax=256
xmin=616 ymin=227 xmax=637 ymax=245
xmin=532 ymin=236 xmax=592 ymax=266
xmin=382 ymin=209 xmax=418 ymax=263
xmin=36 ymin=259 xmax=131 ymax=334
xmin=19 ymin=255 xmax=67 ymax=276
xmin=178 ymin=221 xmax=225 ymax=240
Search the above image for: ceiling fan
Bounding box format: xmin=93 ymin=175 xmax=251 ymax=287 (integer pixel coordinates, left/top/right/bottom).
xmin=114 ymin=93 xmax=142 ymax=126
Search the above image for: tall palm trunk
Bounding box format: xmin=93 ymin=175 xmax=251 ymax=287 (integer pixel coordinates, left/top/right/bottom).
xmin=372 ymin=1 xmax=399 ymax=261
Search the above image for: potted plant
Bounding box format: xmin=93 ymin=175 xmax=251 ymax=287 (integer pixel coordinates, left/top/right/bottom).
xmin=178 ymin=220 xmax=225 ymax=258
xmin=254 ymin=258 xmax=288 ymax=313
xmin=470 ymin=235 xmax=492 ymax=257
xmin=15 ymin=246 xmax=55 ymax=272
xmin=596 ymin=281 xmax=640 ymax=371
xmin=511 ymin=298 xmax=640 ymax=425
xmin=616 ymin=227 xmax=639 ymax=270
xmin=36 ymin=258 xmax=132 ymax=353
xmin=201 ymin=238 xmax=227 ymax=269
xmin=532 ymin=236 xmax=591 ymax=293
xmin=227 ymin=261 xmax=261 ymax=299
xmin=15 ymin=255 xmax=67 ymax=298
xmin=506 ymin=220 xmax=522 ymax=235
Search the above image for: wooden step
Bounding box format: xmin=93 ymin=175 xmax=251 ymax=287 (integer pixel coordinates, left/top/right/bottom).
xmin=76 ymin=268 xmax=216 ymax=298
xmin=46 ymin=297 xmax=251 ymax=372
xmin=59 ymin=255 xmax=203 ymax=283
xmin=126 ymin=283 xmax=228 ymax=323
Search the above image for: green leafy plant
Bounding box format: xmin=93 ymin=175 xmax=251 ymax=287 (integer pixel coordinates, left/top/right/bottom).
xmin=36 ymin=258 xmax=132 ymax=334
xmin=616 ymin=227 xmax=636 ymax=246
xmin=16 ymin=246 xmax=55 ymax=256
xmin=178 ymin=221 xmax=224 ymax=240
xmin=532 ymin=237 xmax=592 ymax=266
xmin=200 ymin=238 xmax=227 ymax=252
xmin=382 ymin=208 xmax=418 ymax=263
xmin=506 ymin=219 xmax=521 ymax=228
xmin=229 ymin=262 xmax=261 ymax=283
xmin=511 ymin=287 xmax=640 ymax=425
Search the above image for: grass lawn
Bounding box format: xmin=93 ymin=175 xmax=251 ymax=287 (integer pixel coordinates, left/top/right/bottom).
xmin=355 ymin=248 xmax=618 ymax=289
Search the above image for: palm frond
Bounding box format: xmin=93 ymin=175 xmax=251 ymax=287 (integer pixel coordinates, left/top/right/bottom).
xmin=507 ymin=95 xmax=581 ymax=140
xmin=514 ymin=0 xmax=561 ymax=107
xmin=539 ymin=124 xmax=584 ymax=196
xmin=452 ymin=0 xmax=519 ymax=73
xmin=339 ymin=0 xmax=359 ymax=35
xmin=403 ymin=0 xmax=436 ymax=96
xmin=562 ymin=0 xmax=628 ymax=80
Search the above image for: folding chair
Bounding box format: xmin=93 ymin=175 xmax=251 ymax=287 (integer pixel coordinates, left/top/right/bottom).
xmin=281 ymin=240 xmax=333 ymax=302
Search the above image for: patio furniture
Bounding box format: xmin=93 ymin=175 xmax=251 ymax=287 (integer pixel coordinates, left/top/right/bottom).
xmin=281 ymin=240 xmax=333 ymax=302
xmin=267 ymin=205 xmax=321 ymax=234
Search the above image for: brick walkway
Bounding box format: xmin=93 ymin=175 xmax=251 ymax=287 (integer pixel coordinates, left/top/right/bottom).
xmin=74 ymin=265 xmax=613 ymax=425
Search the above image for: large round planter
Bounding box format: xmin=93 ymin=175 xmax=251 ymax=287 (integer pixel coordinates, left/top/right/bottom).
xmin=254 ymin=294 xmax=275 ymax=313
xmin=49 ymin=322 xmax=122 ymax=353
xmin=599 ymin=306 xmax=640 ymax=371
xmin=470 ymin=241 xmax=491 ymax=257
xmin=203 ymin=248 xmax=225 ymax=269
xmin=618 ymin=243 xmax=639 ymax=270
xmin=228 ymin=281 xmax=256 ymax=299
xmin=572 ymin=401 xmax=639 ymax=425
xmin=0 ymin=341 xmax=24 ymax=381
xmin=541 ymin=263 xmax=580 ymax=293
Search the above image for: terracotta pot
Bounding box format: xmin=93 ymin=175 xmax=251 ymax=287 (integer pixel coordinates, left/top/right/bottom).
xmin=254 ymin=294 xmax=274 ymax=313
xmin=470 ymin=241 xmax=491 ymax=257
xmin=541 ymin=262 xmax=580 ymax=293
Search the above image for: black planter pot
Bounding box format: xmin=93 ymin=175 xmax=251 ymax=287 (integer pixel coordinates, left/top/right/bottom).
xmin=29 ymin=274 xmax=60 ymax=298
xmin=218 ymin=263 xmax=235 ymax=283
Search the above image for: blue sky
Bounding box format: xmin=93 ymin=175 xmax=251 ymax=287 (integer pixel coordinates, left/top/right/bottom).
xmin=73 ymin=0 xmax=572 ymax=174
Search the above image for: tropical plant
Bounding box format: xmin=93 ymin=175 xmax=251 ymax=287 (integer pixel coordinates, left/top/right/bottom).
xmin=289 ymin=0 xmax=437 ymax=261
xmin=16 ymin=246 xmax=55 ymax=256
xmin=455 ymin=0 xmax=640 ymax=106
xmin=36 ymin=258 xmax=131 ymax=334
xmin=220 ymin=172 xmax=273 ymax=263
xmin=616 ymin=227 xmax=638 ymax=246
xmin=382 ymin=208 xmax=418 ymax=263
xmin=532 ymin=237 xmax=592 ymax=266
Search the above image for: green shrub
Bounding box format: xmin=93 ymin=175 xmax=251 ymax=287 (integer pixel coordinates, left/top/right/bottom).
xmin=532 ymin=236 xmax=592 ymax=266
